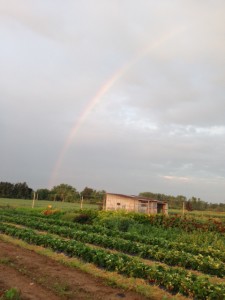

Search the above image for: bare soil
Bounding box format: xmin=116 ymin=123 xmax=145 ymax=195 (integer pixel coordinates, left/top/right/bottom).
xmin=0 ymin=240 xmax=148 ymax=300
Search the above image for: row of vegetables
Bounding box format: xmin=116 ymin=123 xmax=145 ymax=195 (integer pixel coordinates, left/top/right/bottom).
xmin=45 ymin=215 xmax=225 ymax=262
xmin=147 ymin=214 xmax=225 ymax=233
xmin=1 ymin=221 xmax=225 ymax=299
xmin=1 ymin=210 xmax=224 ymax=262
xmin=4 ymin=207 xmax=225 ymax=233
xmin=1 ymin=213 xmax=225 ymax=278
xmin=1 ymin=209 xmax=225 ymax=255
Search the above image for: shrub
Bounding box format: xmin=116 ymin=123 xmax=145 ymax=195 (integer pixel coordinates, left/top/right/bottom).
xmin=61 ymin=212 xmax=78 ymax=222
xmin=60 ymin=209 xmax=98 ymax=224
xmin=73 ymin=213 xmax=92 ymax=224
xmin=1 ymin=288 xmax=21 ymax=300
xmin=98 ymin=216 xmax=135 ymax=232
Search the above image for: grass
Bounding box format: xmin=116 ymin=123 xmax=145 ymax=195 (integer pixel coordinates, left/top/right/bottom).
xmin=52 ymin=282 xmax=72 ymax=297
xmin=0 ymin=258 xmax=12 ymax=265
xmin=0 ymin=198 xmax=98 ymax=211
xmin=170 ymin=208 xmax=225 ymax=218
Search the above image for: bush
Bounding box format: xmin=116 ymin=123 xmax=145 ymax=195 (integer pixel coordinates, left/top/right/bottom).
xmin=98 ymin=216 xmax=135 ymax=232
xmin=73 ymin=213 xmax=92 ymax=224
xmin=61 ymin=212 xmax=78 ymax=222
xmin=60 ymin=209 xmax=98 ymax=224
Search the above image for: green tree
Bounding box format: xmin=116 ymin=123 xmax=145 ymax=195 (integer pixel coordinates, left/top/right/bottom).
xmin=13 ymin=182 xmax=33 ymax=199
xmin=0 ymin=182 xmax=14 ymax=198
xmin=36 ymin=188 xmax=50 ymax=200
xmin=80 ymin=187 xmax=106 ymax=203
xmin=81 ymin=187 xmax=95 ymax=201
xmin=95 ymin=190 xmax=106 ymax=202
xmin=51 ymin=184 xmax=79 ymax=202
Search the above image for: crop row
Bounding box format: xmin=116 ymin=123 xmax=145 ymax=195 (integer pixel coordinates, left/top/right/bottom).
xmin=1 ymin=222 xmax=225 ymax=299
xmin=147 ymin=214 xmax=225 ymax=233
xmin=2 ymin=208 xmax=225 ymax=233
xmin=1 ymin=214 xmax=225 ymax=277
xmin=1 ymin=210 xmax=224 ymax=263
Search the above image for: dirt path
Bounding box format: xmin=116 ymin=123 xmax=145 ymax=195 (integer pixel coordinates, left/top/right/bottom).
xmin=0 ymin=264 xmax=61 ymax=300
xmin=0 ymin=240 xmax=148 ymax=300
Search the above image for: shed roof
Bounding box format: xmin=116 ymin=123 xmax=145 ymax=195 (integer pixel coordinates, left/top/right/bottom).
xmin=106 ymin=193 xmax=167 ymax=204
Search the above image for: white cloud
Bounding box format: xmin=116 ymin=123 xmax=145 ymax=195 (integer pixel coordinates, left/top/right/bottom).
xmin=162 ymin=175 xmax=191 ymax=182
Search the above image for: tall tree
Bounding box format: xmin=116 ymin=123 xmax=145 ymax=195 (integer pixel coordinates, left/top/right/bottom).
xmin=51 ymin=184 xmax=79 ymax=202
xmin=13 ymin=182 xmax=33 ymax=199
xmin=81 ymin=187 xmax=94 ymax=200
xmin=0 ymin=182 xmax=14 ymax=198
xmin=36 ymin=188 xmax=51 ymax=200
xmin=80 ymin=187 xmax=106 ymax=203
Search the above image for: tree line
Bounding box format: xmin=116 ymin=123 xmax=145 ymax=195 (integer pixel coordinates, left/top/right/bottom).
xmin=0 ymin=181 xmax=105 ymax=203
xmin=139 ymin=192 xmax=225 ymax=212
xmin=37 ymin=184 xmax=106 ymax=203
xmin=0 ymin=182 xmax=33 ymax=199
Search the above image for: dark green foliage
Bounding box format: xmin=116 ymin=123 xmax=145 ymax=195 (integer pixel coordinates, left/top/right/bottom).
xmin=80 ymin=187 xmax=105 ymax=203
xmin=0 ymin=182 xmax=32 ymax=199
xmin=60 ymin=210 xmax=97 ymax=223
xmin=98 ymin=216 xmax=135 ymax=232
xmin=36 ymin=188 xmax=51 ymax=200
xmin=0 ymin=287 xmax=21 ymax=300
xmin=185 ymin=200 xmax=193 ymax=211
xmin=73 ymin=214 xmax=91 ymax=224
xmin=51 ymin=184 xmax=80 ymax=202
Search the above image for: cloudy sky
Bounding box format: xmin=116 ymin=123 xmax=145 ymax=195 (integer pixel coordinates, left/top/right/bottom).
xmin=1 ymin=1 xmax=225 ymax=202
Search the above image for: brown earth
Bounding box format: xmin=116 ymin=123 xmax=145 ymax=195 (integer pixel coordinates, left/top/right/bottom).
xmin=0 ymin=240 xmax=149 ymax=300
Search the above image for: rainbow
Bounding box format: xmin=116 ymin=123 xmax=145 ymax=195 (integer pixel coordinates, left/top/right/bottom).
xmin=48 ymin=27 xmax=186 ymax=188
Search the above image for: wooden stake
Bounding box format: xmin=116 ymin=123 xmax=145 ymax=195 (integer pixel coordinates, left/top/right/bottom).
xmin=32 ymin=192 xmax=36 ymax=209
xmin=80 ymin=196 xmax=83 ymax=210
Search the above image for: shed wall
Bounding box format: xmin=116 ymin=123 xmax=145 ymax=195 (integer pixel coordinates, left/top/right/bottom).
xmin=105 ymin=194 xmax=136 ymax=211
xmin=105 ymin=194 xmax=167 ymax=215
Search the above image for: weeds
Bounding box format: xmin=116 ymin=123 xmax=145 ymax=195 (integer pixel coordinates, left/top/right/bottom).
xmin=0 ymin=288 xmax=21 ymax=300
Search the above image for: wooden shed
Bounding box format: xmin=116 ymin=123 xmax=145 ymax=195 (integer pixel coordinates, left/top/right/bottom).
xmin=103 ymin=193 xmax=168 ymax=215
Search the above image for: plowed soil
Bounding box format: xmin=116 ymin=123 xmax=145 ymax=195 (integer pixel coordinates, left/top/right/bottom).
xmin=0 ymin=240 xmax=148 ymax=300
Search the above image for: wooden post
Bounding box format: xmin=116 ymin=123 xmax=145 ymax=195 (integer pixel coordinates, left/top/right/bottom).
xmin=103 ymin=194 xmax=106 ymax=210
xmin=80 ymin=196 xmax=83 ymax=210
xmin=182 ymin=202 xmax=185 ymax=215
xmin=32 ymin=192 xmax=36 ymax=209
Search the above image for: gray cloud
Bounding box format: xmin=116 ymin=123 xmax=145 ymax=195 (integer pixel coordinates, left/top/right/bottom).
xmin=0 ymin=1 xmax=225 ymax=202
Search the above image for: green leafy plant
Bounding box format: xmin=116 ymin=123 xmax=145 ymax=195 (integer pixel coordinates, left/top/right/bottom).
xmin=0 ymin=288 xmax=21 ymax=300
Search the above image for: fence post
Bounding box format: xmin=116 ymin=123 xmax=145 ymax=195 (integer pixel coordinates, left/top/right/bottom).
xmin=32 ymin=192 xmax=36 ymax=208
xmin=80 ymin=196 xmax=83 ymax=210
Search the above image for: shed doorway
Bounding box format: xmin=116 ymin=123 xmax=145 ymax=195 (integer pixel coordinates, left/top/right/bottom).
xmin=157 ymin=203 xmax=164 ymax=213
xmin=138 ymin=200 xmax=148 ymax=213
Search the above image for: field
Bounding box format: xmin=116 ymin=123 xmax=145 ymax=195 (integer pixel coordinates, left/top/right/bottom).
xmin=0 ymin=198 xmax=99 ymax=210
xmin=1 ymin=199 xmax=225 ymax=299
